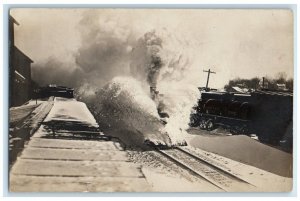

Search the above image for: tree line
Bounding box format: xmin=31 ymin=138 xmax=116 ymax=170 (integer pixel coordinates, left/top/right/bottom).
xmin=224 ymin=72 xmax=293 ymax=92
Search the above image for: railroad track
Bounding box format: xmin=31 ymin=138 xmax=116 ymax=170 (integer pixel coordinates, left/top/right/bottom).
xmin=154 ymin=146 xmax=257 ymax=192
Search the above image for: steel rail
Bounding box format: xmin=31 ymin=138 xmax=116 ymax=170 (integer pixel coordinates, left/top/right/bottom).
xmin=154 ymin=147 xmax=256 ymax=192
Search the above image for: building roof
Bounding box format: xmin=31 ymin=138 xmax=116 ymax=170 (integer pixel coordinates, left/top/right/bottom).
xmin=13 ymin=46 xmax=34 ymax=63
xmin=252 ymin=90 xmax=293 ymax=97
xmin=9 ymin=15 xmax=20 ymax=26
xmin=276 ymin=83 xmax=286 ymax=87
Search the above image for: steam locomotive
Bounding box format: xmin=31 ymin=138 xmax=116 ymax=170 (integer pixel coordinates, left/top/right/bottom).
xmin=190 ymin=89 xmax=293 ymax=148
xmin=190 ymin=91 xmax=252 ymax=134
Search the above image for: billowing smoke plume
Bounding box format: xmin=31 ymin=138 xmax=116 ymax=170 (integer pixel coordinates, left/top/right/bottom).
xmin=32 ymin=10 xmax=135 ymax=89
xmin=74 ymin=11 xmax=134 ymax=88
xmin=130 ymin=31 xmax=163 ymax=87
xmin=32 ymin=11 xmax=201 ymax=146
xmin=32 ymin=58 xmax=83 ymax=87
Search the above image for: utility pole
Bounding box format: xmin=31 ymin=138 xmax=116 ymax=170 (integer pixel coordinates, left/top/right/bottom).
xmin=203 ymin=69 xmax=216 ymax=91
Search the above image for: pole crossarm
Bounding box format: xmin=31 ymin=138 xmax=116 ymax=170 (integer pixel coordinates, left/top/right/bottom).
xmin=203 ymin=69 xmax=216 ymax=90
xmin=203 ymin=70 xmax=216 ymax=74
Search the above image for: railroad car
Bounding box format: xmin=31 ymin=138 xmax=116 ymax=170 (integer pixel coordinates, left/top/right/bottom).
xmin=190 ymin=89 xmax=293 ymax=148
xmin=35 ymin=84 xmax=74 ymax=99
xmin=190 ymin=91 xmax=252 ymax=134
xmin=250 ymin=90 xmax=293 ymax=145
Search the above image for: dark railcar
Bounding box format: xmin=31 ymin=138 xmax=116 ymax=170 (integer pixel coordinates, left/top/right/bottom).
xmin=250 ymin=90 xmax=293 ymax=145
xmin=35 ymin=85 xmax=74 ymax=99
xmin=190 ymin=91 xmax=252 ymax=134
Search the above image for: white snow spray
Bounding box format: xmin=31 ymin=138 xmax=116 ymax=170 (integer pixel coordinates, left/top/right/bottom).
xmin=79 ymin=30 xmax=200 ymax=146
xmin=72 ymin=12 xmax=202 ymax=146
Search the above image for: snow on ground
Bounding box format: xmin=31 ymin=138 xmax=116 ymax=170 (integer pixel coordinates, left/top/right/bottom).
xmin=128 ymin=150 xmax=223 ymax=192
xmin=183 ymin=145 xmax=293 ymax=192
xmin=28 ymin=100 xmax=54 ymax=133
xmin=186 ymin=133 xmax=293 ymax=178
xmin=129 ymin=143 xmax=292 ymax=192
xmin=44 ymin=97 xmax=98 ymax=127
xmin=10 ymin=99 xmax=53 ymax=126
xmin=142 ymin=167 xmax=222 ymax=192
xmin=10 ymin=104 xmax=40 ymax=125
xmin=9 ymin=98 xmax=55 ymax=165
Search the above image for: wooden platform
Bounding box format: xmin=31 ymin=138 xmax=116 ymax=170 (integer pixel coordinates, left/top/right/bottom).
xmin=9 ymin=98 xmax=151 ymax=192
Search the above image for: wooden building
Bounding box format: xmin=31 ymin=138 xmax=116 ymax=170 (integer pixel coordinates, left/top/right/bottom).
xmin=9 ymin=15 xmax=33 ymax=107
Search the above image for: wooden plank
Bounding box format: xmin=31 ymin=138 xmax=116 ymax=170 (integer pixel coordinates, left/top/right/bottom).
xmin=31 ymin=132 xmax=110 ymax=141
xmin=10 ymin=175 xmax=151 ymax=192
xmin=11 ymin=159 xmax=143 ymax=178
xmin=27 ymin=138 xmax=123 ymax=150
xmin=20 ymin=147 xmax=128 ymax=161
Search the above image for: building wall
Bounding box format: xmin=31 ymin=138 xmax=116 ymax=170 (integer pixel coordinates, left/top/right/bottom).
xmin=9 ymin=15 xmax=33 ymax=107
xmin=10 ymin=47 xmax=33 ymax=106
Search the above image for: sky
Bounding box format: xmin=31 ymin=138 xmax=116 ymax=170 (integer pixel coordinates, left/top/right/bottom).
xmin=10 ymin=8 xmax=294 ymax=89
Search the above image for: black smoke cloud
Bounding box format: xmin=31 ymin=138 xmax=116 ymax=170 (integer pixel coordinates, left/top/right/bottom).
xmin=31 ymin=58 xmax=84 ymax=87
xmin=73 ymin=11 xmax=136 ymax=87
xmin=31 ymin=11 xmax=183 ymax=93
xmin=32 ymin=11 xmax=135 ymax=88
xmin=130 ymin=31 xmax=163 ymax=87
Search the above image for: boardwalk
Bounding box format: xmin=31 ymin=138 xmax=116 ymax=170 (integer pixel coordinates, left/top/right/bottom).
xmin=9 ymin=97 xmax=151 ymax=192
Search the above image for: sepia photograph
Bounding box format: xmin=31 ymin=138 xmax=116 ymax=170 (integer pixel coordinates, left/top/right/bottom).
xmin=7 ymin=8 xmax=294 ymax=193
